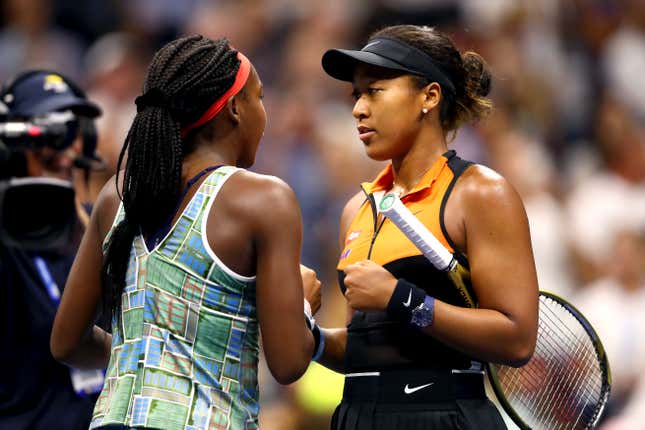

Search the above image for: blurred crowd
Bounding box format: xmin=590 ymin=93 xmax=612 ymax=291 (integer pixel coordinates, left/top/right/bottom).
xmin=1 ymin=0 xmax=644 ymax=429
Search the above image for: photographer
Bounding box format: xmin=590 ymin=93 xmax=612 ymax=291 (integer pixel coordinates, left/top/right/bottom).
xmin=0 ymin=70 xmax=103 ymax=429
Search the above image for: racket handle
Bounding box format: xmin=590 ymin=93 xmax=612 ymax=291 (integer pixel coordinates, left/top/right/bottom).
xmin=379 ymin=193 xmax=455 ymax=271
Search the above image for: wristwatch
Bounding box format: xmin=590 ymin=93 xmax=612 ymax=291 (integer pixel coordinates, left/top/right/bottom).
xmin=410 ymin=295 xmax=435 ymax=328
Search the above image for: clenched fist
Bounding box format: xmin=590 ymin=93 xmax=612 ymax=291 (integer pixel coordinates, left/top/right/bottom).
xmin=343 ymin=260 xmax=397 ymax=311
xmin=300 ymin=264 xmax=321 ymax=315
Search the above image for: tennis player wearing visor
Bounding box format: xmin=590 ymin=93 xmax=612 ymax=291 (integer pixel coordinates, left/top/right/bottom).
xmin=314 ymin=25 xmax=539 ymax=430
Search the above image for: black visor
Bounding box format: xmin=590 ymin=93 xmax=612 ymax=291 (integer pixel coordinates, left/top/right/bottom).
xmin=322 ymin=37 xmax=455 ymax=95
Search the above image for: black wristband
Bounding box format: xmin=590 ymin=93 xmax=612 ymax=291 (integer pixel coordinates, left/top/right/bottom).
xmin=310 ymin=324 xmax=325 ymax=362
xmin=386 ymin=279 xmax=426 ymax=323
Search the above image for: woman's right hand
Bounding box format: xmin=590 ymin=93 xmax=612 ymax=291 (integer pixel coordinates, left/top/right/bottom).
xmin=300 ymin=264 xmax=321 ymax=315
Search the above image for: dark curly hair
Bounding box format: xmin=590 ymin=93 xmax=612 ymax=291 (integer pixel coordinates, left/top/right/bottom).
xmin=370 ymin=25 xmax=492 ymax=132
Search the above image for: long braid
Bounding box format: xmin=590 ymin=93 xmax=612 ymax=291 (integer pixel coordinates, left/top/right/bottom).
xmin=102 ymin=35 xmax=240 ymax=322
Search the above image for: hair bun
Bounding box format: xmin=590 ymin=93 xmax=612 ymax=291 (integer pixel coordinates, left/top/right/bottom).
xmin=461 ymin=51 xmax=492 ymax=97
xmin=462 ymin=51 xmax=492 ymax=98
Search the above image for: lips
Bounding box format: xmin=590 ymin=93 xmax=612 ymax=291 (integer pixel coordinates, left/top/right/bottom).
xmin=357 ymin=125 xmax=375 ymax=142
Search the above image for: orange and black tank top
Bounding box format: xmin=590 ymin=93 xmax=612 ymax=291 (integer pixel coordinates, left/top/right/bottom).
xmin=337 ymin=150 xmax=475 ymax=372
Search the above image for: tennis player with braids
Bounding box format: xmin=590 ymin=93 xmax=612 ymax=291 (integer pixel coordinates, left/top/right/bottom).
xmin=50 ymin=35 xmax=323 ymax=429
xmin=315 ymin=25 xmax=539 ymax=429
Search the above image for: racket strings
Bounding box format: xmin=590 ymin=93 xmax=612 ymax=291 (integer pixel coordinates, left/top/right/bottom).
xmin=493 ymin=296 xmax=605 ymax=429
xmin=538 ymin=307 xmax=600 ymax=402
xmin=497 ymin=310 xmax=597 ymax=400
xmin=515 ymin=304 xmax=600 ymax=428
xmin=538 ymin=306 xmax=602 ymax=427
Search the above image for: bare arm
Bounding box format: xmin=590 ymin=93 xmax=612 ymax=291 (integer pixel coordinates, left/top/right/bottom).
xmin=315 ymin=191 xmax=364 ymax=373
xmin=423 ymin=167 xmax=539 ymax=366
xmin=243 ymin=174 xmax=315 ymax=384
xmin=50 ymin=177 xmax=120 ymax=368
xmin=343 ymin=167 xmax=539 ymax=367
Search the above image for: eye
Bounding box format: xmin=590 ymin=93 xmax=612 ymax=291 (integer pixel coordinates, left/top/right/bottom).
xmin=351 ymin=87 xmax=381 ymax=101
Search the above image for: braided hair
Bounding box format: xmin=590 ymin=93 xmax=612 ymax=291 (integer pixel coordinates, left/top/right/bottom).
xmin=102 ymin=35 xmax=240 ymax=321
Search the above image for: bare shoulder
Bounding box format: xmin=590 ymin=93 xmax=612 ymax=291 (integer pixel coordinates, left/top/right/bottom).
xmin=453 ymin=164 xmax=525 ymax=215
xmin=448 ymin=164 xmax=531 ymax=255
xmin=218 ymin=170 xmax=300 ymax=222
xmin=92 ymin=174 xmax=123 ymax=239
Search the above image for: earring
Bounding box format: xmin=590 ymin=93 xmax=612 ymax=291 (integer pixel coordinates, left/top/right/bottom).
xmin=422 ymin=108 xmax=428 ymax=114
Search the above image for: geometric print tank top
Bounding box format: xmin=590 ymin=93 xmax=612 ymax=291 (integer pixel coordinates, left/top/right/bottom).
xmin=91 ymin=166 xmax=260 ymax=430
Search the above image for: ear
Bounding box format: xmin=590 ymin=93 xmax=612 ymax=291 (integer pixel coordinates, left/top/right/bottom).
xmin=422 ymin=82 xmax=442 ymax=112
xmin=225 ymin=96 xmax=241 ymax=126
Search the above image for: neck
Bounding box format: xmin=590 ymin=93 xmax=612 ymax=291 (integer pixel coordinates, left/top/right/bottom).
xmin=181 ymin=141 xmax=237 ymax=183
xmin=391 ymin=126 xmax=448 ymax=192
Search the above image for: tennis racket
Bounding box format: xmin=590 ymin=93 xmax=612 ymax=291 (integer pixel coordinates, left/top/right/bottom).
xmin=378 ymin=193 xmax=611 ymax=430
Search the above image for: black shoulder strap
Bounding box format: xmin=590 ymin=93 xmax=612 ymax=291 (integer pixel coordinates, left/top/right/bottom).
xmin=444 ymin=150 xmax=473 ymax=177
xmin=440 ymin=151 xmax=474 ymax=267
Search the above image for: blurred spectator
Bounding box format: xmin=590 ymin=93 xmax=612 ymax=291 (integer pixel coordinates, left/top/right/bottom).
xmin=184 ymin=0 xmax=281 ymax=84
xmin=574 ymin=228 xmax=645 ymax=423
xmin=566 ymin=97 xmax=645 ymax=283
xmin=120 ymin=0 xmax=198 ymax=46
xmin=0 ymin=0 xmax=84 ymax=82
xmin=82 ymin=32 xmax=148 ymax=202
xmin=601 ymin=4 xmax=645 ymax=119
xmin=51 ymin=0 xmax=121 ymax=46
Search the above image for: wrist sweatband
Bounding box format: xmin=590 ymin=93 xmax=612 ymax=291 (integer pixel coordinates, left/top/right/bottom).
xmin=386 ymin=279 xmax=426 ymax=323
xmin=304 ymin=302 xmax=325 ymax=361
xmin=311 ymin=324 xmax=325 ymax=362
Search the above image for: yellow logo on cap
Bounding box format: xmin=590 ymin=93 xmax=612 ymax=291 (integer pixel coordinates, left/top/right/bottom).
xmin=43 ymin=74 xmax=69 ymax=93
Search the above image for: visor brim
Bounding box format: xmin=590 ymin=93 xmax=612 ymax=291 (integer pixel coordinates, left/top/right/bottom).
xmin=322 ymin=48 xmax=420 ymax=82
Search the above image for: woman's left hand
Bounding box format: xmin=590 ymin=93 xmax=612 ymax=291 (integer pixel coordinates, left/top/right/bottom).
xmin=343 ymin=260 xmax=397 ymax=311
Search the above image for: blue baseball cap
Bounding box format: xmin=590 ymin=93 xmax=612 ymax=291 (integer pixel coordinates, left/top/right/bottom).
xmin=2 ymin=71 xmax=101 ymax=118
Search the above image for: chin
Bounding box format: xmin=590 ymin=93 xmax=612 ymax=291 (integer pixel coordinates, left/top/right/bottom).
xmin=363 ymin=145 xmax=392 ymax=162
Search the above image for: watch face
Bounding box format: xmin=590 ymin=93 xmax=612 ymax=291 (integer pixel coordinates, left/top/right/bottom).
xmin=410 ymin=300 xmax=434 ymax=328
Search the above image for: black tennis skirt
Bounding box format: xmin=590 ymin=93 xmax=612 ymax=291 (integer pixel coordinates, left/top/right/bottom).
xmin=330 ymin=369 xmax=507 ymax=430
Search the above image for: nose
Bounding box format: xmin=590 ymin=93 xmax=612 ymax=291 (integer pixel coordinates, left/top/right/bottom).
xmin=352 ymin=96 xmax=369 ymax=121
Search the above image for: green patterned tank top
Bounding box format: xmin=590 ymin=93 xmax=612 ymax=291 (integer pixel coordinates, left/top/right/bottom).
xmin=91 ymin=166 xmax=260 ymax=430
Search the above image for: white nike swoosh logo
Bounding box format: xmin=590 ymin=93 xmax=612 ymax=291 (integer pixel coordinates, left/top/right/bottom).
xmin=362 ymin=41 xmax=381 ymax=50
xmin=404 ymin=382 xmax=434 ymax=394
xmin=403 ymin=289 xmax=412 ymax=307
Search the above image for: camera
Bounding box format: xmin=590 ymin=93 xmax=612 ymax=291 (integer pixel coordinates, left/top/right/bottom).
xmin=0 ymin=70 xmax=103 ymax=174
xmin=0 ymin=107 xmax=80 ymax=155
xmin=0 ymin=70 xmax=103 ymax=251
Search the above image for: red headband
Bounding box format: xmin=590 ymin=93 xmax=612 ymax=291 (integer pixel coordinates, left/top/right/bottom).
xmin=181 ymin=52 xmax=252 ymax=137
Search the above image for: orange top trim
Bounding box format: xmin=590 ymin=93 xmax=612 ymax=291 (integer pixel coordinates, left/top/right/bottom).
xmin=361 ymin=152 xmax=450 ymax=196
xmin=339 ymin=152 xmax=457 ymax=270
